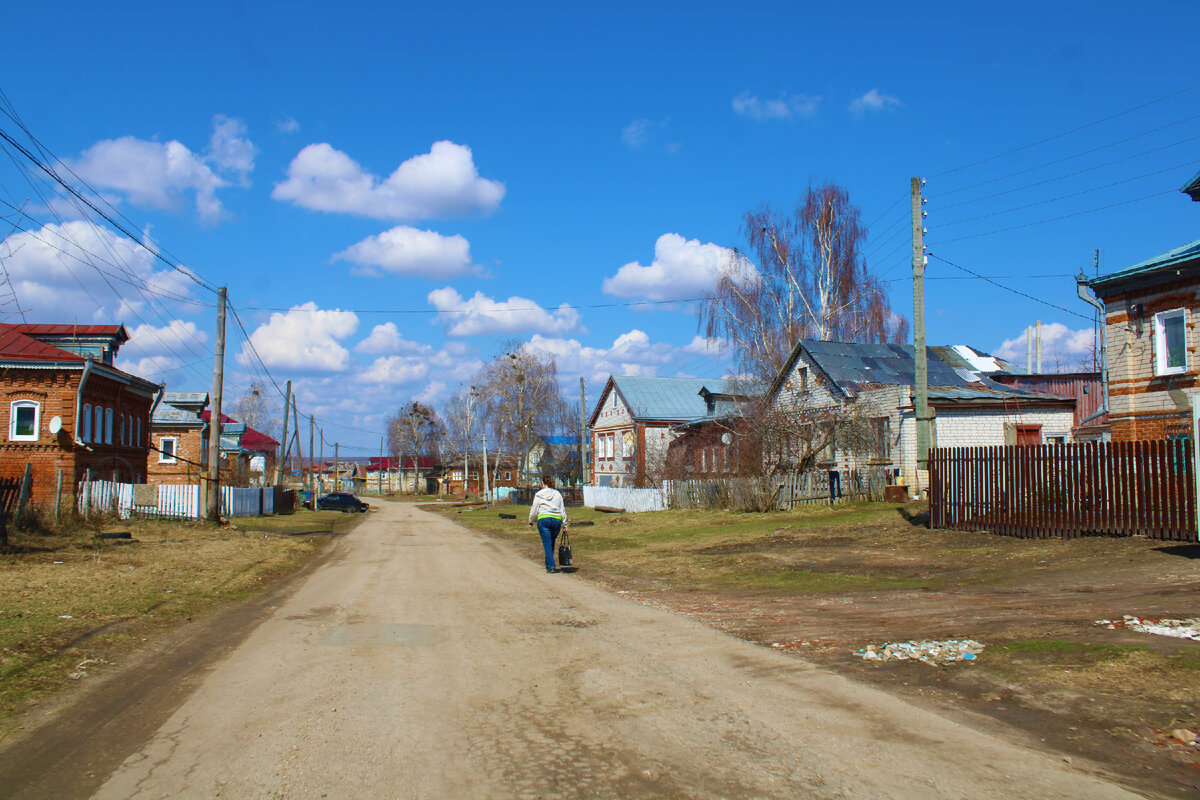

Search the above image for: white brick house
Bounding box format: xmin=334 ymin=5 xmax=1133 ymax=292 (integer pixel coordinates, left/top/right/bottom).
xmin=768 ymin=341 xmax=1077 ymax=491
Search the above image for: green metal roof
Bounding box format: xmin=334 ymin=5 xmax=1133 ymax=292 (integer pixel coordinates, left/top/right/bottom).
xmin=1183 ymin=168 xmax=1200 ymax=201
xmin=612 ymin=376 xmax=741 ymax=421
xmin=1089 ymin=237 xmax=1200 ymax=291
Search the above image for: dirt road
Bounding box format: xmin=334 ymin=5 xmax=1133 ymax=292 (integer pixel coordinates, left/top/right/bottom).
xmin=41 ymin=502 xmax=1152 ymax=798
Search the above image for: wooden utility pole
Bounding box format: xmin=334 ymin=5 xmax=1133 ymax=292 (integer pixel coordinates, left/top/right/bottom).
xmin=275 ymin=380 xmax=292 ymax=484
xmin=334 ymin=442 xmax=339 ymax=492
xmin=379 ymin=437 xmax=384 ymax=495
xmin=309 ymin=413 xmax=316 ymax=509
xmin=290 ymin=396 xmax=302 ymax=487
xmin=205 ymin=286 xmax=227 ymax=522
xmin=911 ymin=179 xmax=931 ymax=487
xmin=579 ymin=377 xmax=589 ymax=486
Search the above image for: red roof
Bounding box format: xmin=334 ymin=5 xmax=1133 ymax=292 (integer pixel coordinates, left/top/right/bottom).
xmin=199 ymin=410 xmax=280 ymax=451
xmin=11 ymin=323 xmax=127 ymax=339
xmin=0 ymin=324 xmax=85 ymax=362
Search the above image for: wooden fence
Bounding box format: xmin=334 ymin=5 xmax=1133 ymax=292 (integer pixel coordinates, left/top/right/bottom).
xmin=929 ymin=441 xmax=1195 ymax=540
xmin=78 ymin=481 xmax=279 ymax=520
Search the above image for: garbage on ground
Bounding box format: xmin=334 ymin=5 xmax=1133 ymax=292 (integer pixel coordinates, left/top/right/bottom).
xmin=857 ymin=639 xmax=984 ymax=665
xmin=1094 ymin=615 xmax=1200 ymax=642
xmin=1169 ymin=728 xmax=1199 ymax=747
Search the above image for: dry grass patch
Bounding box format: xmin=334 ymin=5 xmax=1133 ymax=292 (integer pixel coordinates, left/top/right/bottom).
xmin=0 ymin=510 xmax=351 ymax=737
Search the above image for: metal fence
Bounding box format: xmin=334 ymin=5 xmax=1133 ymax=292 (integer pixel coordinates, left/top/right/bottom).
xmin=582 ymin=486 xmax=668 ymax=513
xmin=929 ymin=441 xmax=1196 ymax=540
xmin=78 ymin=481 xmax=280 ymax=520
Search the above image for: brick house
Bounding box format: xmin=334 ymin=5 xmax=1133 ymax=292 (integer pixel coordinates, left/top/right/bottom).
xmin=1083 ymin=237 xmax=1200 ymax=441
xmin=589 ymin=376 xmax=747 ymax=487
xmin=148 ymin=393 xmax=280 ymax=487
xmin=0 ymin=323 xmax=161 ymax=509
xmin=767 ymin=340 xmax=1076 ymax=489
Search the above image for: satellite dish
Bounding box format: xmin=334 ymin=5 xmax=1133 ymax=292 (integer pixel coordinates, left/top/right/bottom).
xmin=721 ymin=432 xmax=732 ymax=445
xmin=48 ymin=416 xmax=63 ymax=435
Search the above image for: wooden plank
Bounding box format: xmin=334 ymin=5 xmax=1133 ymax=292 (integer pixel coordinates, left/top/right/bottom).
xmin=1166 ymin=439 xmax=1180 ymax=539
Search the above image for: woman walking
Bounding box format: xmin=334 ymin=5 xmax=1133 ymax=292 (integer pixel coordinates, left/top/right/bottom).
xmin=528 ymin=475 xmax=568 ymax=573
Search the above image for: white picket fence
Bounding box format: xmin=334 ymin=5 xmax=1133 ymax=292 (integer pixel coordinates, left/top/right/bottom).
xmin=78 ymin=480 xmax=275 ymax=520
xmin=582 ymin=485 xmax=668 ymax=513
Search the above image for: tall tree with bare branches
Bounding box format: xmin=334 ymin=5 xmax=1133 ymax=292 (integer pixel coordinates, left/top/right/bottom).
xmin=699 ymin=182 xmax=908 ymax=382
xmin=387 ymin=401 xmax=445 ymax=494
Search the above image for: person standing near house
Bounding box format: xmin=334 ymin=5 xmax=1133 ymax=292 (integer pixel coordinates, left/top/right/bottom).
xmin=528 ymin=475 xmax=568 ymax=573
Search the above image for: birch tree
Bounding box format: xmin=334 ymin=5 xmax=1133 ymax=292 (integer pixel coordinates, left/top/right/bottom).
xmin=387 ymin=401 xmax=445 ymax=494
xmin=699 ymin=182 xmax=908 ymax=383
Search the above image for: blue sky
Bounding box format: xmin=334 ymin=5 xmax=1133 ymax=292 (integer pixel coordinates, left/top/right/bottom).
xmin=1 ymin=1 xmax=1198 ymax=452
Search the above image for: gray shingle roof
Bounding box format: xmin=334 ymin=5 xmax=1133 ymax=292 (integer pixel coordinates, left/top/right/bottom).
xmin=801 ymin=340 xmax=969 ymax=388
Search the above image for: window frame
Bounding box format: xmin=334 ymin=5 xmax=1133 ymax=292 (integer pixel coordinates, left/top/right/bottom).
xmin=1154 ymin=308 xmax=1188 ymax=376
xmin=159 ymin=436 xmax=178 ymax=464
xmin=104 ymin=408 xmax=113 ymax=445
xmin=9 ymin=400 xmax=39 ymax=442
xmin=82 ymin=403 xmax=92 ymax=443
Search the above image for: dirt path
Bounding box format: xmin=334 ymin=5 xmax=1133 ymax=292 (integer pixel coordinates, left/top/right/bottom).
xmin=4 ymin=502 xmax=1153 ymax=799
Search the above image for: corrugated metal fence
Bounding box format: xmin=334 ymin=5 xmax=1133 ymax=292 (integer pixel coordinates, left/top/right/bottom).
xmin=78 ymin=481 xmax=278 ymax=520
xmin=582 ymin=486 xmax=668 ymax=512
xmin=929 ymin=441 xmax=1196 ymax=540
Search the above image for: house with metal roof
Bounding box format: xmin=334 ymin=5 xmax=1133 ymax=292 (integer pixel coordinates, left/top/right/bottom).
xmin=1082 ymin=235 xmax=1200 ymax=441
xmin=588 ymin=376 xmax=756 ymax=487
xmin=769 ymin=340 xmax=1075 ymax=492
xmin=148 ymin=392 xmax=280 ymax=487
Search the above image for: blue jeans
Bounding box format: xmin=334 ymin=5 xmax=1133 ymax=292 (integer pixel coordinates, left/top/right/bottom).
xmin=536 ymin=517 xmax=562 ymax=570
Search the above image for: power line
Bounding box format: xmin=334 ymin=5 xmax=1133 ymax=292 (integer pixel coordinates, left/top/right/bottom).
xmin=926 ymin=253 xmax=1092 ymax=321
xmin=929 ymin=81 xmax=1200 ymax=179
xmin=928 ymin=189 xmax=1175 ymax=246
xmin=239 ymin=295 xmax=711 ymax=316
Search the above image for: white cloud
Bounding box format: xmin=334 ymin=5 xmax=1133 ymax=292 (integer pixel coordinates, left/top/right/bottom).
xmin=354 ymin=322 xmax=432 ymax=355
xmin=272 ymin=141 xmax=505 ymax=221
xmin=622 ymin=119 xmax=660 ymax=148
xmin=360 ymin=355 xmax=429 ymax=385
xmin=427 ymin=287 xmax=584 ymax=337
xmin=995 ymin=323 xmax=1096 ymax=370
xmin=237 ymin=303 xmax=359 ymax=374
xmin=332 ymin=225 xmax=480 ymax=278
xmin=732 ymin=92 xmax=820 ymax=121
xmin=207 ymin=115 xmax=257 ymax=183
xmin=602 ymin=233 xmax=753 ymax=301
xmin=0 ymin=221 xmax=194 ymax=322
xmin=526 ymin=329 xmax=689 ymax=384
xmin=275 ymin=116 xmax=300 ymax=134
xmin=68 ymin=116 xmax=255 ymax=223
xmin=849 ymin=89 xmax=903 ymax=115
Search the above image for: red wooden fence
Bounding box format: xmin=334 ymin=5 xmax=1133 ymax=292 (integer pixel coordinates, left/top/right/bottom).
xmin=929 ymin=441 xmax=1195 ymax=541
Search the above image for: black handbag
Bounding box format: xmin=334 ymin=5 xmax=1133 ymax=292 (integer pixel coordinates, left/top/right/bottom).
xmin=557 ymin=528 xmax=573 ymax=567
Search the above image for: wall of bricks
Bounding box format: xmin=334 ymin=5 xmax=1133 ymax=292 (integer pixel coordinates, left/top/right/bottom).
xmin=0 ymin=368 xmax=152 ymax=511
xmin=147 ymin=428 xmax=206 ymax=484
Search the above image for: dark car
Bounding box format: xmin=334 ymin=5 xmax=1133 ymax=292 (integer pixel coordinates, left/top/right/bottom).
xmin=317 ymin=492 xmax=370 ymax=513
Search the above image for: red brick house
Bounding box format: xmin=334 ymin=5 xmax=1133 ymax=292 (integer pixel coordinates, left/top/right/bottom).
xmin=148 ymin=393 xmax=279 ymax=487
xmin=0 ymin=323 xmax=160 ymax=508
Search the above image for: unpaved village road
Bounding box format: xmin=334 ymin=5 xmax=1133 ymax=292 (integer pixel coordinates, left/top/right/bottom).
xmin=76 ymin=502 xmax=1145 ymax=799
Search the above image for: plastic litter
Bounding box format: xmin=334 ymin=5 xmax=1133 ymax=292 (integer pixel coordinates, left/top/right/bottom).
xmin=1094 ymin=615 xmax=1200 ymax=642
xmin=857 ymin=639 xmax=984 ymax=665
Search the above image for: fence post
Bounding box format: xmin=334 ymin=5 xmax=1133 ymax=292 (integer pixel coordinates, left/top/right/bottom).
xmin=1192 ymin=397 xmax=1200 ymax=541
xmin=15 ymin=463 xmax=32 ymax=529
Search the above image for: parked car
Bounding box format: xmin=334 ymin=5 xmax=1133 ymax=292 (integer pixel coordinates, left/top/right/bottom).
xmin=317 ymin=492 xmax=370 ymax=513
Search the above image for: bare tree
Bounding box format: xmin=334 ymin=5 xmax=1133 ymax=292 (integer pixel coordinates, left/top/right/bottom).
xmin=387 ymin=401 xmax=445 ymax=494
xmin=443 ymin=387 xmax=481 ymax=497
xmin=474 ymin=342 xmax=570 ymax=486
xmin=700 ymin=182 xmax=909 ymax=383
xmin=232 ymin=381 xmax=282 ymax=434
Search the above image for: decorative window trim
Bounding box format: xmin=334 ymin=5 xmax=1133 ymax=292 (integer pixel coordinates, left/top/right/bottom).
xmin=94 ymin=406 xmax=103 ymax=444
xmin=159 ymin=437 xmax=178 ymax=463
xmin=9 ymin=400 xmax=39 ymax=442
xmin=82 ymin=403 xmax=93 ymax=443
xmin=1154 ymin=308 xmax=1188 ymax=376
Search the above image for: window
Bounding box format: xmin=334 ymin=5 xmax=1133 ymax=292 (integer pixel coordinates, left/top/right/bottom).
xmin=159 ymin=437 xmax=177 ymax=463
xmin=94 ymin=406 xmax=103 ymax=444
xmin=700 ymin=448 xmax=707 ymax=473
xmin=504 ymin=470 xmax=511 ymax=480
xmin=136 ymin=417 xmax=142 ymax=448
xmin=870 ymin=417 xmax=891 ymax=460
xmin=9 ymin=400 xmax=39 ymax=441
xmin=121 ymin=414 xmax=127 ymax=446
xmin=82 ymin=403 xmax=92 ymax=442
xmin=797 ymin=367 xmax=808 ymax=393
xmin=1155 ymin=308 xmax=1187 ymax=376
xmin=104 ymin=408 xmax=113 ymax=445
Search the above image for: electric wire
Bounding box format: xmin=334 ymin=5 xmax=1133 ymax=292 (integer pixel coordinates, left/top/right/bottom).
xmin=926 ymin=254 xmax=1092 ymax=321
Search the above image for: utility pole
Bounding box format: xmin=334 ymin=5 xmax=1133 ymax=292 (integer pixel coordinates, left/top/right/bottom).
xmin=275 ymin=380 xmax=292 ymax=485
xmin=379 ymin=436 xmax=384 ymax=495
xmin=309 ymin=413 xmax=316 ymax=509
xmin=289 ymin=396 xmax=302 ymax=490
xmin=911 ymin=178 xmax=931 ymax=489
xmin=334 ymin=442 xmax=339 ymax=492
xmin=579 ymin=377 xmax=589 ymax=487
xmin=319 ymin=429 xmax=325 ymax=496
xmin=206 ymin=287 xmax=227 ymax=522
xmin=481 ymin=427 xmax=490 ymax=509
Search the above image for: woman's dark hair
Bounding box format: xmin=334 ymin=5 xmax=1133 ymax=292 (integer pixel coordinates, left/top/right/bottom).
xmin=542 ymin=475 xmax=555 ymax=488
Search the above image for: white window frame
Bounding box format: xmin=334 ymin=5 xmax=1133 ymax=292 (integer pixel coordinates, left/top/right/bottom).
xmin=82 ymin=403 xmax=92 ymax=443
xmin=1154 ymin=308 xmax=1188 ymax=376
xmin=104 ymin=408 xmax=113 ymax=445
xmin=94 ymin=406 xmax=103 ymax=444
xmin=9 ymin=400 xmax=39 ymax=442
xmin=159 ymin=437 xmax=178 ymax=463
